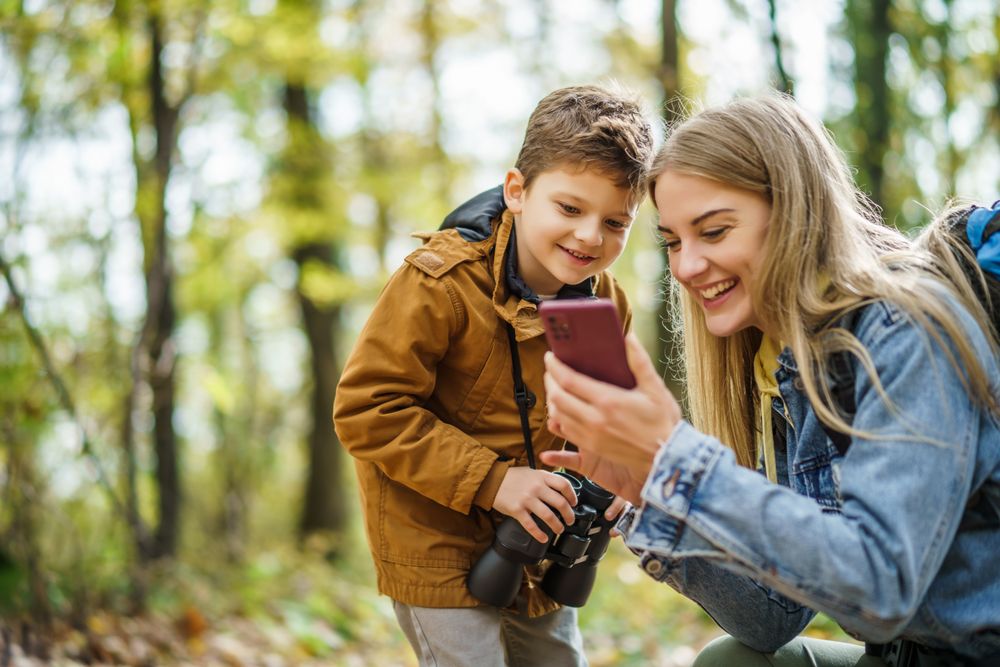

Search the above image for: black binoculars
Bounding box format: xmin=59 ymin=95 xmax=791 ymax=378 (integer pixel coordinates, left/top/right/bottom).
xmin=467 ymin=471 xmax=616 ymax=608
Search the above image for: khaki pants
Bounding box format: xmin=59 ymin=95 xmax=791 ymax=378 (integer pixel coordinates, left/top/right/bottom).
xmin=393 ymin=601 xmax=587 ymax=667
xmin=694 ymin=635 xmax=887 ymax=667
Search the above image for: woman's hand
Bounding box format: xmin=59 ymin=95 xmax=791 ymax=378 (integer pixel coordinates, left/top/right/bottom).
xmin=541 ymin=448 xmax=647 ymax=506
xmin=544 ymin=332 xmax=682 ymax=483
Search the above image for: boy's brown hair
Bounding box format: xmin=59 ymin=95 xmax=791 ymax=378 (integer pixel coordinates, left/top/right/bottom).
xmin=515 ymin=84 xmax=655 ymax=206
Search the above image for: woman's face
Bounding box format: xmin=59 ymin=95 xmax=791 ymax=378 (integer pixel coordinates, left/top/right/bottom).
xmin=655 ymin=170 xmax=772 ymax=338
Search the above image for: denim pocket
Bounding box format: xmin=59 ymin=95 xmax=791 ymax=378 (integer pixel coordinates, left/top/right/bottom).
xmin=791 ymin=453 xmax=841 ymax=510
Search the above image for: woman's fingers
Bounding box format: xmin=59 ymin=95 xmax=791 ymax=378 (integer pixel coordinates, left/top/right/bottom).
xmin=625 ymin=332 xmax=661 ymax=389
xmin=539 ymin=449 xmax=584 ymax=471
xmin=544 ymin=351 xmax=617 ymax=406
xmin=543 ymin=372 xmax=609 ymax=444
xmin=547 ymin=415 xmax=567 ymax=439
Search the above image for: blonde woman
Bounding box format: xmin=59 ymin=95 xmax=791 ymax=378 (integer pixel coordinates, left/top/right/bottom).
xmin=540 ymin=95 xmax=1000 ymax=666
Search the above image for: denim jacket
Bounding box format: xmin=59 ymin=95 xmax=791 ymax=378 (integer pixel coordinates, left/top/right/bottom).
xmin=623 ymin=295 xmax=1000 ymax=659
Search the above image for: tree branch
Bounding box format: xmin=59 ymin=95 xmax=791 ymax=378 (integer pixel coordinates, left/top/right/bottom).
xmin=0 ymin=249 xmax=151 ymax=548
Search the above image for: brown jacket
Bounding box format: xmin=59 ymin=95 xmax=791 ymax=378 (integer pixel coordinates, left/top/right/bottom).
xmin=333 ymin=211 xmax=632 ymax=615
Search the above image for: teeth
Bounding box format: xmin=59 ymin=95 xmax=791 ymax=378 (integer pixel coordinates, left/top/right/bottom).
xmin=700 ymin=280 xmax=736 ymax=299
xmin=565 ymin=248 xmax=593 ymax=260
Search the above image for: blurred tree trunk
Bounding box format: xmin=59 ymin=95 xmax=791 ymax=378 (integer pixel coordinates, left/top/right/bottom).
xmin=846 ymin=0 xmax=891 ymax=208
xmin=114 ymin=7 xmax=187 ymax=564
xmin=145 ymin=13 xmax=181 ymax=560
xmin=766 ymin=0 xmax=793 ymax=94
xmin=211 ymin=304 xmax=257 ymax=562
xmin=653 ymin=0 xmax=685 ymax=397
xmin=282 ymin=83 xmax=350 ymax=545
xmin=2 ymin=426 xmax=51 ymax=627
xmin=420 ymin=0 xmax=452 ymax=208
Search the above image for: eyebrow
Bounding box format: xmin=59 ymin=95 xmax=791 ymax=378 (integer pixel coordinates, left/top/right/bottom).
xmin=656 ymin=208 xmax=736 ymax=234
xmin=554 ymin=192 xmax=635 ymax=220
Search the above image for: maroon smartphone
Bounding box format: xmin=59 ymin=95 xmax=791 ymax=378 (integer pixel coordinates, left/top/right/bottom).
xmin=539 ymin=299 xmax=636 ymax=389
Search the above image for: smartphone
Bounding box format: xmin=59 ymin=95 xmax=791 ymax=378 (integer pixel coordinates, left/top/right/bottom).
xmin=539 ymin=298 xmax=636 ymax=389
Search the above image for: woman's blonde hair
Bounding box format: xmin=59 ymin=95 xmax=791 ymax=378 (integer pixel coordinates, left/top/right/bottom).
xmin=651 ymin=94 xmax=999 ymax=468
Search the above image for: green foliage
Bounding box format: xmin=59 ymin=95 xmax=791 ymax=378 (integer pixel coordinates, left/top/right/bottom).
xmin=2 ymin=0 xmax=998 ymax=661
xmin=0 ymin=549 xmax=29 ymax=617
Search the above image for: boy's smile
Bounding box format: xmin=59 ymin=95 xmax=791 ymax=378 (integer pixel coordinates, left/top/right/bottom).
xmin=504 ymin=166 xmax=636 ymax=296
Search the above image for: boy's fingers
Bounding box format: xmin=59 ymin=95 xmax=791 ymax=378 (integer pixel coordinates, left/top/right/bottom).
xmin=540 ymin=473 xmax=577 ymax=524
xmin=519 ymin=516 xmax=549 ymax=544
xmin=530 ymin=501 xmax=565 ymax=537
xmin=606 ymin=495 xmax=629 ymax=521
xmin=549 ymin=472 xmax=578 ymax=506
xmin=542 ymin=488 xmax=576 ymax=526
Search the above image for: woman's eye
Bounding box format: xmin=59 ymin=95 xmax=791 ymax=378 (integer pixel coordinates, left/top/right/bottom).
xmin=703 ymin=227 xmax=727 ymax=240
xmin=661 ymin=239 xmax=680 ymax=252
xmin=559 ymin=203 xmax=581 ymax=215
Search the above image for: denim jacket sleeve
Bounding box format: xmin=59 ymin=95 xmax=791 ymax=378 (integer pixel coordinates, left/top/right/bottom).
xmin=624 ymin=300 xmax=989 ymax=647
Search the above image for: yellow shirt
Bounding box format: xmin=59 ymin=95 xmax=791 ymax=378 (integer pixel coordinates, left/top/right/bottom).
xmin=753 ymin=335 xmax=785 ymax=483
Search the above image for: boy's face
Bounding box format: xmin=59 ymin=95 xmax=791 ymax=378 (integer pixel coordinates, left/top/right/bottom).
xmin=503 ymin=166 xmax=636 ymax=296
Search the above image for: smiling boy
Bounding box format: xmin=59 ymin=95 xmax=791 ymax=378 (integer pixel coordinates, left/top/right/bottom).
xmin=333 ymin=85 xmax=654 ymax=667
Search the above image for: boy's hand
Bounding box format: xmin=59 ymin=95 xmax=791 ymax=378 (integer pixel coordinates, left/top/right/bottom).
xmin=493 ymin=468 xmax=578 ymax=544
xmin=606 ymin=495 xmax=630 ymax=537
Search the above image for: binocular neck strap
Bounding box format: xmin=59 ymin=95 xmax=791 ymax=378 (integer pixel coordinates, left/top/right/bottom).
xmin=505 ymin=322 xmax=537 ymax=469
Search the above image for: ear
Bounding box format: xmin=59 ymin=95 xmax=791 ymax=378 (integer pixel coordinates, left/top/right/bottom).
xmin=503 ymin=168 xmax=525 ymax=214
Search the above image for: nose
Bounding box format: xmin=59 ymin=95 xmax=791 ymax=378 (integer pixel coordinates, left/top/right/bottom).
xmin=670 ymin=245 xmax=709 ymax=283
xmin=574 ymin=217 xmax=603 ymax=247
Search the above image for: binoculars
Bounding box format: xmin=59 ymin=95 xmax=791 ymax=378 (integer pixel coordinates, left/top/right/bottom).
xmin=467 ymin=471 xmax=616 ymax=608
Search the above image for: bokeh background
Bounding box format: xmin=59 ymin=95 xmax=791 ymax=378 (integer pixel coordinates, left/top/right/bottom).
xmin=1 ymin=1 xmax=997 ymax=665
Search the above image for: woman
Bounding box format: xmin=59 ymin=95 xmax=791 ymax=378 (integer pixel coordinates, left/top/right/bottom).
xmin=539 ymin=95 xmax=1000 ymax=666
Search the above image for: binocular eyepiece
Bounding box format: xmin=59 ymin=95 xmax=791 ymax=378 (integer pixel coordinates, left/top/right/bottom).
xmin=467 ymin=471 xmax=616 ymax=608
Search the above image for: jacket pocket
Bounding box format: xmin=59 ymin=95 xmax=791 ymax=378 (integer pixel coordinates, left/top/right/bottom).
xmin=451 ymin=325 xmax=507 ymax=429
xmin=377 ymin=471 xmax=491 ymax=568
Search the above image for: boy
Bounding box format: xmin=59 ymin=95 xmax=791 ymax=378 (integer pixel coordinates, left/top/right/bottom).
xmin=333 ymin=84 xmax=654 ymax=666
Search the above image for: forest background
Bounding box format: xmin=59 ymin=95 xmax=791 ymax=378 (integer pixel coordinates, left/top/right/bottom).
xmin=1 ymin=0 xmax=998 ymax=665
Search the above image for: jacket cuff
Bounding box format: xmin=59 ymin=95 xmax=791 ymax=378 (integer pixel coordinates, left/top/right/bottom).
xmin=472 ymin=459 xmax=515 ymax=510
xmin=624 ymin=421 xmax=722 ymax=579
xmin=640 ymin=420 xmax=719 ymax=519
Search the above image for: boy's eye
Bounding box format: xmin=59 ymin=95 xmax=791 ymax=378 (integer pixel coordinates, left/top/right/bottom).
xmin=559 ymin=203 xmax=581 ymax=215
xmin=605 ymin=219 xmax=629 ymax=230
